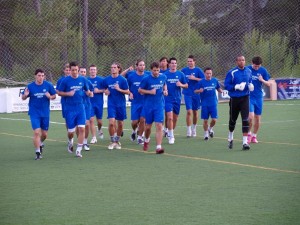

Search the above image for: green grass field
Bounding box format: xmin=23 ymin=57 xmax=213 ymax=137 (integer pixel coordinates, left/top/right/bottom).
xmin=1 ymin=100 xmax=300 ymax=225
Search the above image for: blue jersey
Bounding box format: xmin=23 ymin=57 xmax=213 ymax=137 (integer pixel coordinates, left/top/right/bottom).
xmin=25 ymin=81 xmax=56 ymax=117
xmin=181 ymin=67 xmax=205 ymax=96
xmin=57 ymin=75 xmax=90 ymax=110
xmin=197 ymin=78 xmax=220 ymax=107
xmin=88 ymin=76 xmax=105 ymax=106
xmin=127 ymin=71 xmax=150 ymax=104
xmin=159 ymin=68 xmax=169 ymax=75
xmin=247 ymin=65 xmax=270 ymax=99
xmin=164 ymin=70 xmax=187 ymax=101
xmin=56 ymin=75 xmax=67 ymax=105
xmin=81 ymin=76 xmax=94 ymax=107
xmin=224 ymin=66 xmax=252 ymax=98
xmin=139 ymin=74 xmax=167 ymax=109
xmin=103 ymin=75 xmax=129 ymax=107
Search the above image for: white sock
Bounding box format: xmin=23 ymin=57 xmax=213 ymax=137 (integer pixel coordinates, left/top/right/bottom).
xmin=252 ymin=133 xmax=257 ymax=137
xmin=83 ymin=138 xmax=87 ymax=144
xmin=187 ymin=126 xmax=191 ymax=131
xmin=192 ymin=124 xmax=196 ymax=130
xmin=145 ymin=138 xmax=150 ymax=143
xmin=168 ymin=129 xmax=174 ymax=138
xmin=156 ymin=145 xmax=162 ymax=149
xmin=138 ymin=135 xmax=143 ymax=140
xmin=35 ymin=148 xmax=40 ymax=153
xmin=228 ymin=132 xmax=234 ymax=141
xmin=243 ymin=136 xmax=248 ymax=145
xmin=76 ymin=144 xmax=83 ymax=152
xmin=204 ymin=130 xmax=209 ymax=137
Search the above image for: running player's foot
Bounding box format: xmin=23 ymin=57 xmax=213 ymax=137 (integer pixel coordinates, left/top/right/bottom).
xmin=163 ymin=130 xmax=168 ymax=138
xmin=35 ymin=152 xmax=41 ymax=160
xmin=121 ymin=131 xmax=124 ymax=137
xmin=186 ymin=130 xmax=191 ymax=138
xmin=131 ymin=132 xmax=136 ymax=141
xmin=108 ymin=142 xmax=116 ymax=150
xmin=204 ymin=136 xmax=209 ymax=141
xmin=209 ymin=130 xmax=214 ymax=138
xmin=143 ymin=142 xmax=149 ymax=151
xmin=247 ymin=134 xmax=252 ymax=144
xmin=67 ymin=142 xmax=74 ymax=153
xmin=98 ymin=130 xmax=104 ymax=139
xmin=168 ymin=137 xmax=175 ymax=144
xmin=242 ymin=143 xmax=250 ymax=150
xmin=156 ymin=148 xmax=165 ymax=154
xmin=76 ymin=150 xmax=82 ymax=158
xmin=192 ymin=129 xmax=197 ymax=137
xmin=251 ymin=136 xmax=258 ymax=143
xmin=90 ymin=137 xmax=97 ymax=144
xmin=84 ymin=144 xmax=90 ymax=151
xmin=115 ymin=141 xmax=121 ymax=149
xmin=137 ymin=138 xmax=144 ymax=145
xmin=228 ymin=140 xmax=233 ymax=149
xmin=40 ymin=145 xmax=44 ymax=154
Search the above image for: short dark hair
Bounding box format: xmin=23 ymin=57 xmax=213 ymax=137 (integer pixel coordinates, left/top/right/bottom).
xmin=69 ymin=61 xmax=79 ymax=67
xmin=159 ymin=57 xmax=168 ymax=62
xmin=150 ymin=61 xmax=160 ymax=69
xmin=188 ymin=55 xmax=195 ymax=61
xmin=169 ymin=57 xmax=177 ymax=62
xmin=252 ymin=56 xmax=263 ymax=65
xmin=204 ymin=67 xmax=212 ymax=73
xmin=135 ymin=59 xmax=144 ymax=66
xmin=63 ymin=63 xmax=70 ymax=69
xmin=89 ymin=64 xmax=97 ymax=68
xmin=35 ymin=68 xmax=44 ymax=75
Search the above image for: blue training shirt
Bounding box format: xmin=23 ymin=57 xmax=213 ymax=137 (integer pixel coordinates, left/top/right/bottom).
xmin=247 ymin=65 xmax=270 ymax=99
xmin=164 ymin=70 xmax=187 ymax=101
xmin=181 ymin=67 xmax=205 ymax=96
xmin=103 ymin=75 xmax=129 ymax=107
xmin=127 ymin=71 xmax=150 ymax=104
xmin=25 ymin=81 xmax=56 ymax=117
xmin=224 ymin=66 xmax=252 ymax=98
xmin=197 ymin=78 xmax=220 ymax=107
xmin=139 ymin=74 xmax=167 ymax=109
xmin=88 ymin=76 xmax=105 ymax=106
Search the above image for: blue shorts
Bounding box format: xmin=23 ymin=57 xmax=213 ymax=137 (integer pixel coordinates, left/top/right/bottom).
xmin=144 ymin=107 xmax=164 ymax=124
xmin=91 ymin=104 xmax=103 ymax=120
xmin=85 ymin=104 xmax=92 ymax=121
xmin=65 ymin=107 xmax=86 ymax=129
xmin=249 ymin=97 xmax=263 ymax=115
xmin=184 ymin=94 xmax=200 ymax=110
xmin=131 ymin=103 xmax=145 ymax=120
xmin=201 ymin=105 xmax=218 ymax=120
xmin=61 ymin=104 xmax=66 ymax=118
xmin=107 ymin=105 xmax=127 ymax=121
xmin=165 ymin=99 xmax=181 ymax=115
xmin=30 ymin=116 xmax=50 ymax=130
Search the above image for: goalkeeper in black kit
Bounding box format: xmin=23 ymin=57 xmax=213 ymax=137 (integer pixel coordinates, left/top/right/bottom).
xmin=224 ymin=55 xmax=254 ymax=150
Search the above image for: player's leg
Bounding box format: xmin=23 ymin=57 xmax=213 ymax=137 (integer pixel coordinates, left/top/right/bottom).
xmin=201 ymin=106 xmax=209 ymax=140
xmin=251 ymin=98 xmax=263 ymax=143
xmin=191 ymin=94 xmax=200 ymax=137
xmin=96 ymin=104 xmax=104 ymax=139
xmin=89 ymin=116 xmax=97 ymax=143
xmin=75 ymin=109 xmax=87 ymax=157
xmin=208 ymin=105 xmax=218 ymax=138
xmin=137 ymin=117 xmax=145 ymax=145
xmin=184 ymin=95 xmax=192 ymax=137
xmin=130 ymin=103 xmax=139 ymax=141
xmin=228 ymin=98 xmax=240 ymax=149
xmin=248 ymin=97 xmax=255 ymax=143
xmin=240 ymin=95 xmax=250 ymax=150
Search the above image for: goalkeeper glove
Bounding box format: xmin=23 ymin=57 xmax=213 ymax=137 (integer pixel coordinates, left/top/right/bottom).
xmin=234 ymin=82 xmax=246 ymax=91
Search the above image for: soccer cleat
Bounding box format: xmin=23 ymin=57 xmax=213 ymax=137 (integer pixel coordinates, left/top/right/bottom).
xmin=156 ymin=148 xmax=165 ymax=154
xmin=108 ymin=142 xmax=116 ymax=150
xmin=130 ymin=132 xmax=136 ymax=142
xmin=115 ymin=141 xmax=122 ymax=149
xmin=76 ymin=150 xmax=82 ymax=158
xmin=242 ymin=143 xmax=250 ymax=150
xmin=168 ymin=137 xmax=175 ymax=144
xmin=192 ymin=129 xmax=197 ymax=137
xmin=137 ymin=138 xmax=144 ymax=145
xmin=228 ymin=140 xmax=233 ymax=149
xmin=84 ymin=144 xmax=90 ymax=151
xmin=209 ymin=130 xmax=214 ymax=138
xmin=35 ymin=152 xmax=41 ymax=160
xmin=143 ymin=142 xmax=149 ymax=151
xmin=98 ymin=130 xmax=104 ymax=139
xmin=251 ymin=136 xmax=258 ymax=143
xmin=204 ymin=136 xmax=209 ymax=141
xmin=90 ymin=137 xmax=97 ymax=144
xmin=67 ymin=142 xmax=74 ymax=153
xmin=247 ymin=134 xmax=252 ymax=144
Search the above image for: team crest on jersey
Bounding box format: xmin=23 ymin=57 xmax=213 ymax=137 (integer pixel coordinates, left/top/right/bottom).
xmin=160 ymin=81 xmax=162 ymax=83
xmin=79 ymin=82 xmax=82 ymax=85
xmin=43 ymin=89 xmax=46 ymax=92
xmin=176 ymin=76 xmax=178 ymax=78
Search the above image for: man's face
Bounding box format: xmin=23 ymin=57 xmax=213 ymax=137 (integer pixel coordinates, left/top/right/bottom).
xmin=79 ymin=68 xmax=87 ymax=76
xmin=136 ymin=61 xmax=145 ymax=73
xmin=236 ymin=56 xmax=245 ymax=68
xmin=111 ymin=64 xmax=119 ymax=75
xmin=70 ymin=66 xmax=79 ymax=77
xmin=252 ymin=64 xmax=261 ymax=71
xmin=187 ymin=58 xmax=195 ymax=68
xmin=151 ymin=67 xmax=160 ymax=77
xmin=64 ymin=67 xmax=70 ymax=76
xmin=169 ymin=60 xmax=177 ymax=71
xmin=204 ymin=70 xmax=212 ymax=80
xmin=35 ymin=72 xmax=45 ymax=84
xmin=89 ymin=66 xmax=97 ymax=77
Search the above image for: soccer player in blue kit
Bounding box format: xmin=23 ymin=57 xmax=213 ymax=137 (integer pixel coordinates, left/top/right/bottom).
xmin=88 ymin=64 xmax=105 ymax=144
xmin=181 ymin=55 xmax=204 ymax=137
xmin=164 ymin=57 xmax=188 ymax=144
xmin=224 ymin=55 xmax=254 ymax=150
xmin=138 ymin=61 xmax=168 ymax=154
xmin=127 ymin=59 xmax=151 ymax=145
xmin=103 ymin=63 xmax=130 ymax=150
xmin=21 ymin=69 xmax=56 ymax=160
xmin=247 ymin=56 xmax=271 ymax=143
xmin=194 ymin=67 xmax=223 ymax=140
xmin=57 ymin=61 xmax=93 ymax=158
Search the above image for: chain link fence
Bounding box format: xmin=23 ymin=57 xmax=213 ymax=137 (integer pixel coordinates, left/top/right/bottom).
xmin=0 ymin=0 xmax=299 ymax=87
